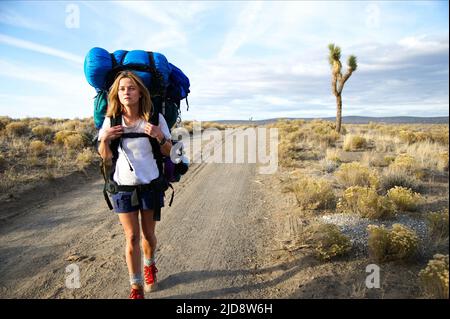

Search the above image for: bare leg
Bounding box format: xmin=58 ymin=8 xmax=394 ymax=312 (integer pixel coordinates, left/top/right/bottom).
xmin=141 ymin=209 xmax=157 ymax=261
xmin=118 ymin=211 xmax=142 ymax=288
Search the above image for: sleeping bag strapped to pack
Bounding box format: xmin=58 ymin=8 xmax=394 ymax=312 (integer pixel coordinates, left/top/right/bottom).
xmin=84 ymin=47 xmax=190 ymax=130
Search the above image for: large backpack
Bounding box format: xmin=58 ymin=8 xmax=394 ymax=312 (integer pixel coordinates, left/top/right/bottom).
xmin=84 ymin=47 xmax=190 ymax=217
xmin=84 ymin=47 xmax=190 ymax=130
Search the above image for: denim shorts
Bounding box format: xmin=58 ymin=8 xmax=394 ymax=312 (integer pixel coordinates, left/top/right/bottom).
xmin=111 ymin=189 xmax=164 ymax=213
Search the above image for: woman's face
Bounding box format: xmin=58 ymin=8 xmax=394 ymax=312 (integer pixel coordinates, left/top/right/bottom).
xmin=118 ymin=77 xmax=141 ymax=108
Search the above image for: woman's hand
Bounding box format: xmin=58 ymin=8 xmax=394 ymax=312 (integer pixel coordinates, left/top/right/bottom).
xmin=101 ymin=125 xmax=123 ymax=142
xmin=144 ymin=122 xmax=164 ymax=141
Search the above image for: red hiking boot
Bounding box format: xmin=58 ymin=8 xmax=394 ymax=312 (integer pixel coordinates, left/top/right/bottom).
xmin=129 ymin=286 xmax=144 ymax=299
xmin=144 ymin=263 xmax=158 ymax=292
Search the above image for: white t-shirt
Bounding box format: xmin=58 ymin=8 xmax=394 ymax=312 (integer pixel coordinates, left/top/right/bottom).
xmin=98 ymin=114 xmax=171 ymax=185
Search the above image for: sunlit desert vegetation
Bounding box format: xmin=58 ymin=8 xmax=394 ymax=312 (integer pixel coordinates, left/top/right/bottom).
xmin=0 ymin=116 xmax=99 ymax=197
xmin=268 ymin=119 xmax=448 ymax=298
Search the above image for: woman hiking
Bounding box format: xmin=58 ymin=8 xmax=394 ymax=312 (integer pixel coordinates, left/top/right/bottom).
xmin=98 ymin=70 xmax=172 ymax=299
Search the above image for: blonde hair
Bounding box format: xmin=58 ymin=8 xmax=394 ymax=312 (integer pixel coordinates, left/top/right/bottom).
xmin=106 ymin=71 xmax=153 ymax=121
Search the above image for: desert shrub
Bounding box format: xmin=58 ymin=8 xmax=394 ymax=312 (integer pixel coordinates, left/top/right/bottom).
xmin=285 ymin=130 xmax=305 ymax=144
xmin=335 ymin=162 xmax=380 ymax=189
xmin=367 ymin=224 xmax=419 ymax=262
xmin=0 ymin=116 xmax=12 ymax=131
xmin=437 ymin=151 xmax=449 ymax=172
xmin=400 ymin=141 xmax=449 ymax=172
xmin=54 ymin=130 xmax=78 ymax=145
xmin=0 ymin=154 xmax=6 ymax=171
xmin=319 ymin=158 xmax=340 ymax=173
xmin=46 ymin=156 xmax=58 ymax=168
xmin=29 ymin=140 xmax=46 ymax=156
xmin=64 ymin=134 xmax=85 ymax=150
xmin=279 ymin=140 xmax=301 ymax=167
xmin=203 ymin=122 xmax=226 ymax=130
xmin=383 ymin=155 xmax=396 ymax=165
xmin=426 ymin=209 xmax=449 ymax=242
xmin=380 ymin=167 xmax=422 ymax=193
xmin=386 ymin=186 xmax=424 ymax=212
xmin=367 ymin=122 xmax=382 ymax=130
xmin=273 ymin=119 xmax=305 ymax=134
xmin=414 ymin=131 xmax=430 ymax=143
xmin=318 ymin=131 xmax=341 ymax=147
xmin=431 ymin=130 xmax=449 ymax=146
xmin=76 ymin=148 xmax=97 ymax=169
xmin=361 ymin=152 xmax=391 ymax=168
xmin=310 ymin=120 xmax=341 ymax=134
xmin=292 ymin=176 xmax=336 ymax=210
xmin=419 ymin=254 xmax=449 ymax=299
xmin=28 ymin=119 xmax=46 ymax=128
xmin=5 ymin=122 xmax=30 ymax=137
xmin=32 ymin=125 xmax=53 ymax=141
xmin=399 ymin=130 xmax=417 ymax=144
xmin=62 ymin=119 xmax=82 ymax=131
xmin=343 ymin=134 xmax=367 ymax=151
xmin=389 ymin=154 xmax=423 ymax=178
xmin=337 ymin=186 xmax=395 ymax=219
xmin=325 ymin=148 xmax=342 ymax=163
xmin=309 ymin=121 xmax=343 ymax=146
xmin=305 ymin=223 xmax=352 ymax=261
xmin=320 ymin=148 xmax=342 ymax=172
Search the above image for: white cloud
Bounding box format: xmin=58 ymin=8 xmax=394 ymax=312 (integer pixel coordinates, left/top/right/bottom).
xmin=110 ymin=1 xmax=213 ymax=52
xmin=115 ymin=1 xmax=178 ymax=27
xmin=218 ymin=1 xmax=264 ymax=59
xmin=0 ymin=59 xmax=89 ymax=94
xmin=398 ymin=35 xmax=449 ymax=53
xmin=0 ymin=59 xmax=93 ymax=119
xmin=0 ymin=7 xmax=51 ymax=32
xmin=0 ymin=94 xmax=92 ymax=119
xmin=0 ymin=34 xmax=84 ymax=64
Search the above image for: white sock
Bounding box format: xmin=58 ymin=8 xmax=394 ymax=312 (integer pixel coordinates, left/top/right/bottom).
xmin=129 ymin=273 xmax=144 ymax=286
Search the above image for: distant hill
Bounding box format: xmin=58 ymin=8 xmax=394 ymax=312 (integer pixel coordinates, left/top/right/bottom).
xmin=213 ymin=116 xmax=449 ymax=125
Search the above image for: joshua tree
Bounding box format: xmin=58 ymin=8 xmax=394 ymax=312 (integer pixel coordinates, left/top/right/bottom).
xmin=328 ymin=44 xmax=357 ymax=133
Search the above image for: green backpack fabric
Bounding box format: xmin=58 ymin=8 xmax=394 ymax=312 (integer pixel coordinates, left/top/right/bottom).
xmin=93 ymin=90 xmax=108 ymax=129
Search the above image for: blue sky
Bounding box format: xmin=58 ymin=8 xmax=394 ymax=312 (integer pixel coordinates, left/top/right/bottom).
xmin=0 ymin=0 xmax=448 ymax=121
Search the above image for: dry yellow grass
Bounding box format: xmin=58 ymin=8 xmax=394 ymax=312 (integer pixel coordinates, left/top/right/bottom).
xmin=298 ymin=223 xmax=352 ymax=261
xmin=32 ymin=125 xmax=53 ymax=141
xmin=4 ymin=122 xmax=30 ymax=137
xmin=291 ymin=175 xmax=336 ymax=210
xmin=386 ymin=186 xmax=424 ymax=212
xmin=419 ymin=254 xmax=449 ymax=299
xmin=29 ymin=140 xmax=46 ymax=156
xmin=367 ymin=224 xmax=419 ymax=263
xmin=325 ymin=147 xmax=342 ymax=163
xmin=337 ymin=186 xmax=396 ymax=219
xmin=265 ymin=120 xmax=447 ymax=298
xmin=398 ymin=141 xmax=449 ymax=172
xmin=380 ymin=167 xmax=423 ymax=193
xmin=343 ymin=134 xmax=368 ymax=151
xmin=425 ymin=209 xmax=449 ymax=246
xmin=335 ymin=162 xmax=380 ymax=189
xmin=76 ymin=148 xmax=97 ymax=170
xmin=0 ymin=117 xmax=99 ymax=195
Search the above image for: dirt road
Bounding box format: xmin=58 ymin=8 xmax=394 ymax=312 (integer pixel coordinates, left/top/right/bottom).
xmin=0 ymin=133 xmax=280 ymax=299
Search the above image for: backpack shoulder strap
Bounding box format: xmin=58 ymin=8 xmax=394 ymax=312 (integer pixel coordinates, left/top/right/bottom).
xmin=110 ymin=115 xmax=122 ymax=161
xmin=148 ymin=111 xmax=163 ymax=170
